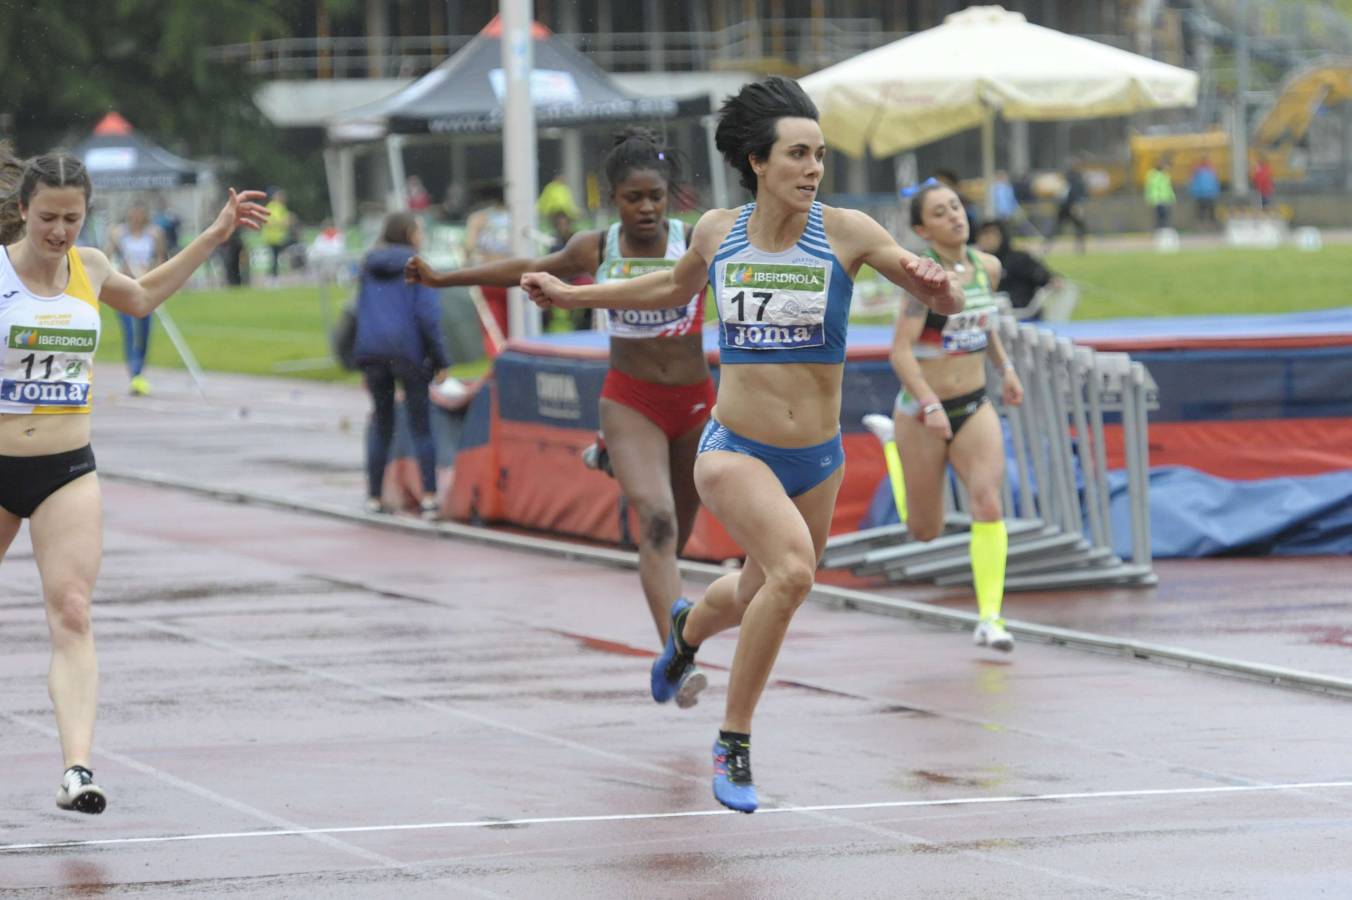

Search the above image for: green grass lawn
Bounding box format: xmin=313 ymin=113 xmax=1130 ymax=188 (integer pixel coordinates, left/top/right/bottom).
xmin=101 ymin=245 xmax=1351 ymax=381
xmin=96 ymin=284 xmax=492 ymax=383
xmin=1044 ymin=244 xmax=1352 ymax=320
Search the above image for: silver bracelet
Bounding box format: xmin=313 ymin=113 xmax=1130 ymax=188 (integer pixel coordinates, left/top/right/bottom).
xmin=1000 ymin=361 xmax=1016 ymax=373
xmin=921 ymin=402 xmax=943 ymax=416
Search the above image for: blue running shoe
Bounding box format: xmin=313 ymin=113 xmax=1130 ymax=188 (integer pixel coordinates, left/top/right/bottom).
xmin=712 ymin=736 xmax=757 ymax=813
xmin=651 ymin=598 xmax=697 ymax=704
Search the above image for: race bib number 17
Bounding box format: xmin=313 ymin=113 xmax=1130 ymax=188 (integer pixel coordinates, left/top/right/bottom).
xmin=720 ymin=262 xmax=828 ymax=350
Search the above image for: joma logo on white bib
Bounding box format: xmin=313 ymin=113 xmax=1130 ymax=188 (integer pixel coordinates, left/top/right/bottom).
xmin=613 ymin=307 xmax=685 ymax=326
xmin=729 ymin=324 xmax=815 ymax=347
xmin=2 ymin=380 xmax=89 ymax=405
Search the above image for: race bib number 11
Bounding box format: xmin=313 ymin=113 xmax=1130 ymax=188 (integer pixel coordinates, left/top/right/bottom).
xmin=2 ymin=326 xmax=96 ymax=407
xmin=719 ymin=262 xmax=828 ymax=350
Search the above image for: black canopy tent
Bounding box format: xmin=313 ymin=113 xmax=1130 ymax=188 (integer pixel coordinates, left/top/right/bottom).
xmin=380 ymin=29 xmax=706 ymax=134
xmin=73 ymin=114 xmax=203 ymax=191
xmin=325 ymin=17 xmax=719 ymax=219
xmin=69 ymin=112 xmax=215 ymax=237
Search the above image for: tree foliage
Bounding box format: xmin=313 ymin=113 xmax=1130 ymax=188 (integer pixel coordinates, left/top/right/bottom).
xmin=0 ymin=0 xmax=341 ymax=215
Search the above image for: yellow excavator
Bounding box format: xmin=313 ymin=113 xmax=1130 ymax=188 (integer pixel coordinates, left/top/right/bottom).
xmin=1130 ymin=60 xmax=1352 ymax=186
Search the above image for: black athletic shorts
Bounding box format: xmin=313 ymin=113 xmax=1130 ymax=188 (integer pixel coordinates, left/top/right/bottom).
xmin=895 ymin=387 xmax=991 ymax=441
xmin=0 ymin=445 xmax=97 ymax=518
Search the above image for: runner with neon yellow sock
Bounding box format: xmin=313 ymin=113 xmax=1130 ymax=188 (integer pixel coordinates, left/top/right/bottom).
xmin=862 ymin=414 xmax=908 ymax=523
xmin=885 ymin=181 xmax=1024 ymax=652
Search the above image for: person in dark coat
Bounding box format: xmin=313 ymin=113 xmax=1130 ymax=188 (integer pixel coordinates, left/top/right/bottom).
xmin=353 ymin=212 xmax=451 ymax=517
xmin=975 ymin=219 xmax=1057 ymax=319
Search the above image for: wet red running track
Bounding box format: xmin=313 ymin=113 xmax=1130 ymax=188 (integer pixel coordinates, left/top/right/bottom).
xmin=4 ymin=480 xmax=1352 ymax=898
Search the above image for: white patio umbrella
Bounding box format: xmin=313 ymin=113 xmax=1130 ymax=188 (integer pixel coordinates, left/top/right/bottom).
xmin=800 ymin=5 xmax=1199 ymax=212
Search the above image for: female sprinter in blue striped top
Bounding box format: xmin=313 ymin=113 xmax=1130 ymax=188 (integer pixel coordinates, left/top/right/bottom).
xmin=523 ymin=77 xmax=963 ymax=813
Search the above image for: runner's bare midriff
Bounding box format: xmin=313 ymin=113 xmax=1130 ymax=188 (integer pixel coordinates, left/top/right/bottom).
xmin=609 ymin=332 xmax=709 ymax=385
xmin=917 ymin=351 xmax=987 ymax=400
xmin=0 ymin=413 xmax=91 ymax=456
xmin=713 ymin=362 xmax=843 ymax=447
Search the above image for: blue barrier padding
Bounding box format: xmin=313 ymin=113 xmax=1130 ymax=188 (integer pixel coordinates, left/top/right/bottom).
xmin=1130 ymin=345 xmax=1352 ymax=421
xmin=1046 ymin=307 xmax=1352 ymax=344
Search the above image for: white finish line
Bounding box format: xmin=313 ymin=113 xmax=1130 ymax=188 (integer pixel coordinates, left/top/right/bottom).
xmin=6 ymin=780 xmax=1352 ymax=854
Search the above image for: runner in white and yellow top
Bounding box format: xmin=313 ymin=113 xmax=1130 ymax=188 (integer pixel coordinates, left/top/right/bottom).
xmin=0 ymin=144 xmax=267 ymax=816
xmin=0 ymin=244 xmax=100 ymax=414
xmin=889 ymin=181 xmax=1025 ymax=653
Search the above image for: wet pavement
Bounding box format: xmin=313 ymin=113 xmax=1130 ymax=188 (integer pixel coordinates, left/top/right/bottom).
xmin=846 ymin=555 xmax=1352 ymax=684
xmin=84 ymin=368 xmax=1352 ymax=682
xmin=1 ymin=369 xmax=1350 ymax=897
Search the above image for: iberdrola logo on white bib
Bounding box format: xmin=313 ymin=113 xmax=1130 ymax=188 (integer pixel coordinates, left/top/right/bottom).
xmin=724 ymin=263 xmax=826 ymax=292
xmin=9 ymin=327 xmax=97 ymax=352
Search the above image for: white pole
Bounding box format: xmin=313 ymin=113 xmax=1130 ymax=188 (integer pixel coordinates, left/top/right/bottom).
xmin=981 ymin=112 xmax=997 ymax=219
xmin=323 ymin=147 xmax=343 ymax=224
xmin=152 ymin=308 xmax=207 ymax=398
xmin=1231 ymin=0 xmax=1250 ymax=200
xmin=1008 ymin=118 xmax=1029 ymax=180
xmin=502 ymin=0 xmax=540 ymax=338
xmin=385 ymin=134 xmax=408 ymax=211
xmin=703 ymin=113 xmax=729 ymax=209
xmin=561 ymin=128 xmax=584 ymax=219
xmin=338 ymin=146 xmax=356 ymax=226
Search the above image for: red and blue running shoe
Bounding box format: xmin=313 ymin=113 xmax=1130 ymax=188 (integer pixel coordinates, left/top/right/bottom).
xmin=712 ymin=735 xmax=757 ymax=813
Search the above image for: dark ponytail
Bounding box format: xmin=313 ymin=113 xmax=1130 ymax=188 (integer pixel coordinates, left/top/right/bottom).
xmin=603 ymin=126 xmax=680 ymax=193
xmin=0 ymin=144 xmax=93 ymax=245
xmin=0 ymin=143 xmax=26 ymax=245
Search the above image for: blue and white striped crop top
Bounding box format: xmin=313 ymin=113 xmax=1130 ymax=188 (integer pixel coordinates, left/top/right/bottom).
xmin=708 ymin=202 xmax=853 ymax=364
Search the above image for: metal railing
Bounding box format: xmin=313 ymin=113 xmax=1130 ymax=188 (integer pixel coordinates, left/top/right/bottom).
xmin=821 ymin=315 xmax=1159 ymax=593
xmin=204 ymin=19 xmax=910 ymax=80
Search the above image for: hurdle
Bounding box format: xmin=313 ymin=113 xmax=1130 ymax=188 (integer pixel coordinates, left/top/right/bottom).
xmin=820 ymin=316 xmax=1158 ymax=591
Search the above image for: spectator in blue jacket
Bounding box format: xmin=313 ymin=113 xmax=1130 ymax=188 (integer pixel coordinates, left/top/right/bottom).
xmin=354 ymin=212 xmax=451 ymax=518
xmin=1189 ymin=157 xmax=1221 ymax=228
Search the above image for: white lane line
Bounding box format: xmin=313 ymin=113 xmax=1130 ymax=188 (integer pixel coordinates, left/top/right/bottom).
xmin=5 ymin=780 xmax=1350 ymax=853
xmin=106 ymin=615 xmax=1151 ymax=896
xmin=0 ymin=708 xmax=507 ymax=898
xmin=109 ymin=608 xmax=1335 ymax=897
xmin=0 ymin=709 xmax=395 ymax=867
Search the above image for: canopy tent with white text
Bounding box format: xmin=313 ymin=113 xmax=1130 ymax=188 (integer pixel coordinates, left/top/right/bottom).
xmin=324 ymin=16 xmax=713 ymax=221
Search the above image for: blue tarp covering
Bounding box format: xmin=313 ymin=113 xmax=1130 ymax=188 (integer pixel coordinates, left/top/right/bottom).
xmin=863 ymin=464 xmax=1352 ymax=558
xmin=1108 ymin=466 xmax=1352 ymax=558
